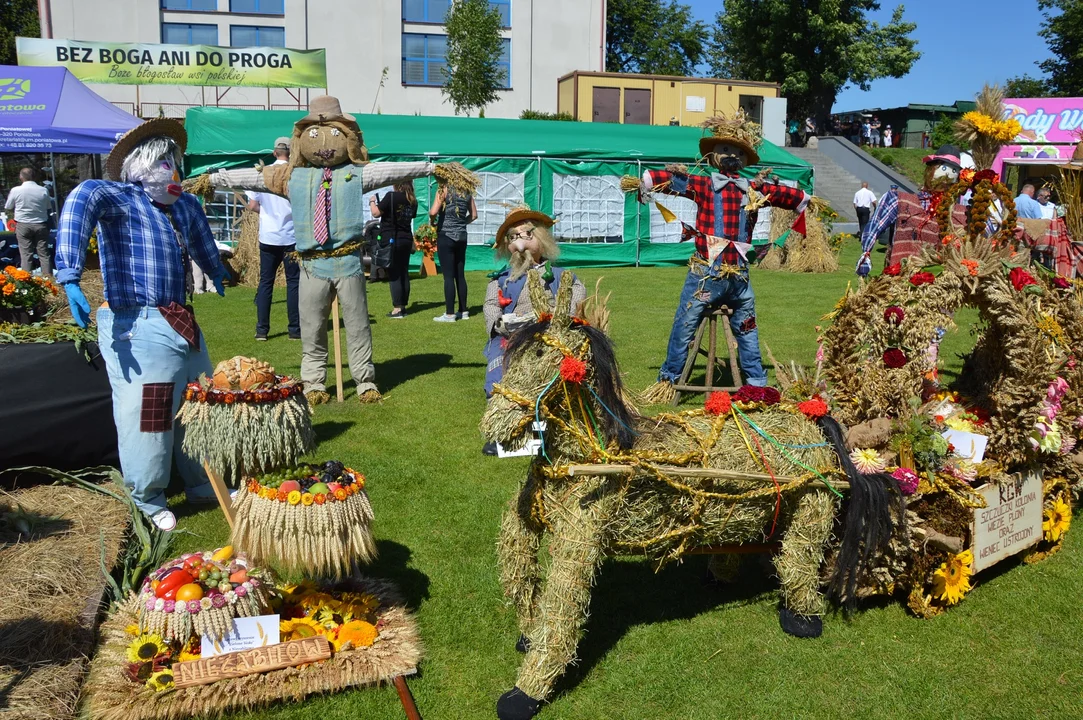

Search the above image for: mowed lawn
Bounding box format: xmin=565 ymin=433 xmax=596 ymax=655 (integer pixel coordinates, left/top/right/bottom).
xmin=170 ymin=241 xmax=1083 ymax=720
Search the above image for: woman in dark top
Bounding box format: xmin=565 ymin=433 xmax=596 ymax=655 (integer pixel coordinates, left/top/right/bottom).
xmin=429 ymin=182 xmax=477 ymax=322
xmin=369 ymin=181 xmax=417 ymax=318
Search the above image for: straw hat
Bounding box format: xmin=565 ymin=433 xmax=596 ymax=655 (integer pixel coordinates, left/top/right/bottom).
xmin=295 ymin=95 xmax=359 ymax=134
xmin=698 ymin=110 xmax=761 ymax=166
xmin=495 ymin=207 xmax=556 ymax=251
xmin=105 ymin=118 xmax=187 ymax=181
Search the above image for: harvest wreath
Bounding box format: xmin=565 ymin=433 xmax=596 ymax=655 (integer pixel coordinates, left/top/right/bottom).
xmin=230 ymin=460 xmax=377 ymax=578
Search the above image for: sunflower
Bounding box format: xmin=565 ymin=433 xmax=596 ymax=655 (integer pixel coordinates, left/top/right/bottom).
xmin=126 ymin=634 xmax=169 ymax=663
xmin=1043 ymin=497 xmax=1072 ymax=543
xmin=932 ymin=549 xmax=973 ymax=605
xmin=336 ymin=620 xmax=378 ymax=650
xmin=849 ymin=447 xmax=886 ymax=474
xmin=177 ymin=649 xmax=202 ymax=663
xmin=280 ymin=616 xmax=324 ymax=641
xmin=146 ymin=669 xmax=175 ymax=692
xmin=124 ymin=624 xmax=141 ymax=637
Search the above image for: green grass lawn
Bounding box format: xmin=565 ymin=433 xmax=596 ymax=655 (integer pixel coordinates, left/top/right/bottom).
xmin=863 ymin=147 xmax=931 ymax=187
xmin=170 ymin=240 xmax=1083 ymax=720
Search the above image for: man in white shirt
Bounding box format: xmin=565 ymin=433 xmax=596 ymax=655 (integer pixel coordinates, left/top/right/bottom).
xmin=5 ymin=167 xmax=53 ymax=277
xmin=246 ymin=137 xmax=300 ymax=340
xmin=853 ymin=181 xmax=877 ymax=236
xmin=1036 ymin=188 xmax=1056 ymax=220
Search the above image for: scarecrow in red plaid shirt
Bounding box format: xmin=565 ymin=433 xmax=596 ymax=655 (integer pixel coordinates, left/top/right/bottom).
xmin=636 ymin=112 xmax=810 ymax=403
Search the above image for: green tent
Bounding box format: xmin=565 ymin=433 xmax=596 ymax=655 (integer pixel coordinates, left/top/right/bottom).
xmin=185 ymin=107 xmax=813 ymax=270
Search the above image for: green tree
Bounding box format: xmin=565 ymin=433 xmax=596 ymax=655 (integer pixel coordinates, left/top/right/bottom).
xmin=0 ymin=0 xmax=39 ymax=66
xmin=709 ymin=1 xmax=919 ymax=125
xmin=1037 ymin=0 xmax=1083 ymax=96
xmin=1004 ymin=74 xmax=1050 ymax=98
xmin=929 ymin=113 xmax=968 ymax=152
xmin=442 ymin=0 xmax=505 ymax=116
xmin=606 ymin=0 xmax=706 ymax=76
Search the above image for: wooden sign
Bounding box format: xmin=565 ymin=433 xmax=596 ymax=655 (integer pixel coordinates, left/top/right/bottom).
xmin=174 ymin=635 xmax=331 ymax=688
xmin=971 ymin=471 xmax=1044 ymax=573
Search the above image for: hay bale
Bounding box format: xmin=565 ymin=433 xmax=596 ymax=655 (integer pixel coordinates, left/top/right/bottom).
xmin=786 ymin=214 xmax=839 ymax=274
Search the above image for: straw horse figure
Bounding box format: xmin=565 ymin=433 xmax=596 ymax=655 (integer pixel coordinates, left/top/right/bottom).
xmin=481 ymin=271 xmax=899 ymax=720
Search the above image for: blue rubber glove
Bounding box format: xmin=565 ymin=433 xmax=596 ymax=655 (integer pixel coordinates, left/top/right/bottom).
xmin=63 ymin=282 xmax=92 ymax=328
xmin=211 ymin=267 xmax=227 ymax=297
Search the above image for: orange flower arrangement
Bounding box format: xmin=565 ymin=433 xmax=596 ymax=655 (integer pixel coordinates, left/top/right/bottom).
xmin=0 ymin=265 xmax=57 ymax=313
xmin=336 ymin=620 xmax=378 ymax=648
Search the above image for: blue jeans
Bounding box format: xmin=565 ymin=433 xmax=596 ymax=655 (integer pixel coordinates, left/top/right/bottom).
xmin=96 ymin=306 xmax=215 ymax=516
xmin=658 ymin=261 xmax=767 ymax=387
xmin=255 ymin=243 xmax=300 ymax=337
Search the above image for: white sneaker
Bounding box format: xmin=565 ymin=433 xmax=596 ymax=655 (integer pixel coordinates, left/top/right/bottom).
xmin=151 ymin=509 xmax=177 ymax=532
xmin=459 ymin=311 xmax=470 ymax=320
xmin=434 ymin=314 xmax=456 ymax=323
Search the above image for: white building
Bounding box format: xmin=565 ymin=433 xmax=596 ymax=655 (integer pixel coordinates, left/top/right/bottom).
xmin=40 ymin=0 xmax=606 ymax=118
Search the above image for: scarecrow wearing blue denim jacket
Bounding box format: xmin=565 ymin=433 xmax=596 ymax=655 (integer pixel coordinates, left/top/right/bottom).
xmin=636 ymin=112 xmax=810 ymax=404
xmin=206 ymin=96 xmax=448 ymax=406
xmin=54 ymin=118 xmax=228 ymax=532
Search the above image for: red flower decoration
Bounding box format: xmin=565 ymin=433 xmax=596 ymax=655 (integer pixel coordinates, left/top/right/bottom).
xmin=1008 ymin=266 xmax=1037 ymax=291
xmin=974 ymin=169 xmax=1000 ymax=185
xmin=560 ymin=355 xmax=588 ymax=383
xmin=733 ymin=385 xmax=781 ymax=405
xmin=883 ymin=348 xmax=908 ymax=368
xmin=797 ymin=398 xmax=829 ymax=420
xmin=705 ymin=391 xmax=732 ymax=416
xmin=1053 ymin=276 xmax=1071 ymax=289
xmin=909 ymin=272 xmax=935 ymax=286
xmin=883 ymin=306 xmax=905 ymax=325
xmin=883 ymin=263 xmax=902 ymax=276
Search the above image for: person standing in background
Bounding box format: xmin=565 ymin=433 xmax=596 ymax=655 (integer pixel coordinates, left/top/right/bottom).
xmin=804 ymin=116 xmax=816 ymax=144
xmin=787 ymin=117 xmax=801 ymax=147
xmin=6 ymin=167 xmax=53 ymax=278
xmin=861 ymin=119 xmax=872 ymax=146
xmin=883 ymin=125 xmax=893 ymax=148
xmin=246 ymin=137 xmax=300 ymax=341
xmin=430 ymin=179 xmax=477 ymax=322
xmin=1014 ymin=184 xmax=1044 ymax=219
xmin=853 ymin=181 xmax=877 ymax=237
xmin=369 ymin=180 xmax=418 ymax=318
xmin=1036 ymin=188 xmax=1056 ymax=220
xmin=870 ymin=116 xmax=881 ymax=147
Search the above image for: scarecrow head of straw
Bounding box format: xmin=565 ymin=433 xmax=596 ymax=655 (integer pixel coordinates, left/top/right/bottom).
xmin=291 ymin=95 xmax=368 ymax=168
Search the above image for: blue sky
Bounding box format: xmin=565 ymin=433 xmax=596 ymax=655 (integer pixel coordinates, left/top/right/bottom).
xmin=683 ymin=0 xmax=1054 ymax=111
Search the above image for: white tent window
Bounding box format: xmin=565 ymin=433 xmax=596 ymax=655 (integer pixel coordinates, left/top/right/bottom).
xmin=467 ymin=172 xmax=526 ymax=245
xmin=551 ymin=174 xmax=624 ymax=243
xmin=648 ymin=195 xmax=698 ymax=243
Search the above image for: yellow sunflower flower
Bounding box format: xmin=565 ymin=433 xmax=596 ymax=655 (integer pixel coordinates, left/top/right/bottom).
xmin=280 ymin=616 xmax=324 ymax=641
xmin=146 ymin=669 xmax=175 ymax=692
xmin=177 ymin=650 xmax=202 ymax=663
xmin=932 ymin=549 xmax=973 ymax=605
xmin=1043 ymin=498 xmax=1072 ymax=543
xmin=126 ymin=633 xmax=169 ymax=663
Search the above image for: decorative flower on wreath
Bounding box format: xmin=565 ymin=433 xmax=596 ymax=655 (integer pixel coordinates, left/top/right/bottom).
xmin=705 ymin=391 xmax=732 ymax=416
xmin=1008 ymin=266 xmax=1038 ymax=292
xmin=882 ymin=348 xmax=908 ymax=369
xmin=1052 ymin=276 xmax=1071 ymax=290
xmin=883 ymin=263 xmax=902 ymax=276
xmin=1043 ymin=497 xmax=1072 ymax=543
xmin=883 ymin=306 xmax=905 ymax=325
xmin=849 ymin=448 xmax=886 ymax=474
xmin=797 ymin=397 xmax=829 ymax=421
xmin=733 ymin=385 xmax=781 ymax=405
xmin=126 ymin=634 xmax=169 ymax=664
xmin=560 ymin=355 xmax=588 ymax=383
xmin=891 ymin=467 xmax=920 ymax=495
xmin=909 ymin=271 xmax=935 ymax=287
xmin=932 ymin=549 xmax=973 ymax=605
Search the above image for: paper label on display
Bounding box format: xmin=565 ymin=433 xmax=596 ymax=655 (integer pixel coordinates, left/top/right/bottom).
xmin=971 ymin=472 xmax=1043 ymax=573
xmin=941 ymin=429 xmax=988 ymax=463
xmin=201 ymin=614 xmax=280 ymax=657
xmin=497 ymin=422 xmax=546 ymax=459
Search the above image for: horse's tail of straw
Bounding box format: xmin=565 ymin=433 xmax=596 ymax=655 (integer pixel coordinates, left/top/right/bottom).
xmin=818 ymin=415 xmax=903 ymax=610
xmin=576 ymin=278 xmax=611 ymax=335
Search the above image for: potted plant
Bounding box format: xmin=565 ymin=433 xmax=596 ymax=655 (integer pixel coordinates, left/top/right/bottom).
xmin=0 ymin=265 xmax=59 ymax=324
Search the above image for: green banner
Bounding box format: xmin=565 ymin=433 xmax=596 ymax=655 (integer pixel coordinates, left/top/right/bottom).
xmin=15 ymin=37 xmax=326 ymax=88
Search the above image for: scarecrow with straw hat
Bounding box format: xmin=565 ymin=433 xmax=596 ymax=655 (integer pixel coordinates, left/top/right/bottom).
xmin=633 ymin=110 xmax=810 ymax=404
xmin=203 ymin=95 xmax=474 ymax=404
xmin=481 ymin=206 xmax=586 ymax=454
xmin=54 ymin=117 xmax=229 ymax=532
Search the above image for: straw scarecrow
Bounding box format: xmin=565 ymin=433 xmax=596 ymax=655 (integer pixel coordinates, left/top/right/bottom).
xmin=482 ymin=207 xmax=586 ymax=418
xmin=204 ymin=96 xmax=474 ymax=404
xmin=631 ymin=111 xmax=811 ymax=404
xmin=482 ymin=271 xmax=900 ymax=720
xmin=53 ymin=118 xmax=228 ymax=531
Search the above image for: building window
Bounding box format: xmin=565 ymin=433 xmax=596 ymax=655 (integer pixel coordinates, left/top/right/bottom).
xmin=402 ymin=33 xmax=447 ymax=86
xmin=648 ymin=195 xmax=697 ymax=243
xmin=490 ymin=0 xmax=511 ymax=26
xmin=402 ymin=0 xmax=449 ymax=23
xmin=231 ymin=25 xmax=285 ymax=47
xmin=162 ymin=0 xmax=217 ymax=10
xmin=552 ymin=175 xmax=624 ymax=243
xmin=162 ymin=22 xmax=218 ymax=45
xmin=497 ymin=38 xmax=510 ymax=88
xmin=230 ymin=0 xmax=285 ymax=13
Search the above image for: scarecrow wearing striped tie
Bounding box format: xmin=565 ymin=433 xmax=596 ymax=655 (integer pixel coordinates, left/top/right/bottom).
xmin=208 ymin=96 xmax=457 ymax=404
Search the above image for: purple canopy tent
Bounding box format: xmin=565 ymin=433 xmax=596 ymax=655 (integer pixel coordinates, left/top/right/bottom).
xmin=0 ymin=65 xmax=139 ymax=154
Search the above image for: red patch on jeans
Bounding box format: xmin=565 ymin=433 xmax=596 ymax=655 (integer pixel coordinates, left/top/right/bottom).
xmin=140 ymin=382 xmax=175 ymax=433
xmin=739 ymin=315 xmax=757 ymax=333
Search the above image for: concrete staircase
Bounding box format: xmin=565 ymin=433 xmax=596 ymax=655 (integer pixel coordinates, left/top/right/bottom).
xmin=785 ymin=145 xmax=863 ymax=222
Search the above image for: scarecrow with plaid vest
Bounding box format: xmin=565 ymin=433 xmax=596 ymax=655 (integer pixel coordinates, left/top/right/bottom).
xmin=636 ymin=112 xmax=810 ymax=404
xmin=54 ymin=118 xmax=229 ymax=532
xmin=207 ymin=96 xmax=453 ymax=405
